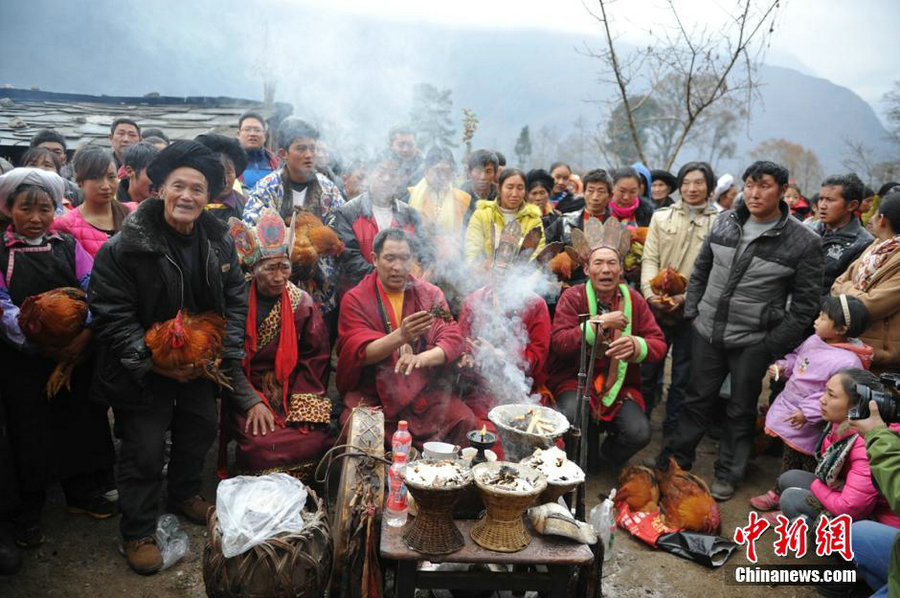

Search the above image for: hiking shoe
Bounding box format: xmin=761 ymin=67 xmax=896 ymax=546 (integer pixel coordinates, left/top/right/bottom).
xmin=13 ymin=524 xmax=44 ymax=549
xmin=168 ymin=495 xmax=212 ymax=525
xmin=66 ymin=493 xmax=117 ymax=519
xmin=123 ymin=536 xmax=162 ymax=575
xmin=749 ymin=489 xmax=780 ymax=511
xmin=710 ymin=478 xmax=736 ymax=501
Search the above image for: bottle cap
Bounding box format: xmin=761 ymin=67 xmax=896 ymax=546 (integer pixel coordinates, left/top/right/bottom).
xmin=398 ymin=420 xmax=408 ymax=431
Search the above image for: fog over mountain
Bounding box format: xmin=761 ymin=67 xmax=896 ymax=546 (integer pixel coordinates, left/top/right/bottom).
xmin=3 ymin=0 xmax=893 ymax=175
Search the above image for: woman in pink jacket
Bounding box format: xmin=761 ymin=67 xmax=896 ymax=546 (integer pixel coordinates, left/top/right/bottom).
xmin=51 ymin=147 xmax=135 ymax=257
xmin=763 ymin=368 xmax=900 ymax=530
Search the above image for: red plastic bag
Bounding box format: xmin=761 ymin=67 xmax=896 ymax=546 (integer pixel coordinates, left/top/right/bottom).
xmin=615 ymin=504 xmax=679 ymax=547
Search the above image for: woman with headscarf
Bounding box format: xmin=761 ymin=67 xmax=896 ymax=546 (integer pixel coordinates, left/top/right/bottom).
xmin=89 ymin=141 xmax=261 ymax=574
xmin=0 ymin=168 xmax=115 ymax=549
xmin=832 ymin=192 xmax=900 ymax=372
xmin=525 ymin=168 xmax=559 ymax=229
xmin=222 ymin=209 xmax=333 ymax=481
xmin=195 ymin=133 xmax=249 ymax=222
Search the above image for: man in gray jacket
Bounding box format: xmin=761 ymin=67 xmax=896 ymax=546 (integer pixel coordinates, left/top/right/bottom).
xmin=654 ymin=161 xmax=824 ymax=500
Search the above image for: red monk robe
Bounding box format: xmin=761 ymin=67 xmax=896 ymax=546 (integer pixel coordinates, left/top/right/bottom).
xmin=546 ymin=282 xmax=666 ymax=421
xmin=336 ymin=271 xmax=480 ymax=449
xmin=458 ymin=286 xmax=551 ymax=442
xmin=224 ymin=282 xmax=334 ymax=481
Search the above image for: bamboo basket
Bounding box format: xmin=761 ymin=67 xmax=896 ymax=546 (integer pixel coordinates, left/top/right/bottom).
xmin=203 ymin=488 xmax=332 ymax=598
xmin=470 ymin=462 xmax=547 ymax=552
xmin=401 ymin=460 xmax=472 ymax=555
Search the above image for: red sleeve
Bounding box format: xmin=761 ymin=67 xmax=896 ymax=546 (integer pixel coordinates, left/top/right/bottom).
xmin=523 ymin=296 xmax=551 ymax=375
xmin=335 ymin=285 xmax=385 ymax=394
xmin=550 ymin=285 xmax=585 ymax=359
xmin=458 ymin=294 xmax=474 ymax=341
xmin=630 ymin=289 xmax=667 ymax=364
xmin=290 ymin=292 xmax=330 ymax=396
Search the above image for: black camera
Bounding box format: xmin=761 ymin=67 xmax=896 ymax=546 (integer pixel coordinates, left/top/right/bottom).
xmin=849 ymin=373 xmax=900 ymax=423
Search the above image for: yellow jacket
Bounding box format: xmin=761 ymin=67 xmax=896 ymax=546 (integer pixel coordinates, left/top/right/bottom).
xmin=464 ymin=199 xmax=545 ymax=263
xmin=640 ymin=201 xmax=718 ymax=299
xmin=407 ymin=178 xmax=471 ymax=234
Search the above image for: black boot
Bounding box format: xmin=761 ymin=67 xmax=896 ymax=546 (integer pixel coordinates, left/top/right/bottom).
xmin=0 ymin=527 xmax=22 ymax=575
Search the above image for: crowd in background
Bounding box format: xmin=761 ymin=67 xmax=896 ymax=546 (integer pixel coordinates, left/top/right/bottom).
xmin=0 ymin=112 xmax=898 ymax=595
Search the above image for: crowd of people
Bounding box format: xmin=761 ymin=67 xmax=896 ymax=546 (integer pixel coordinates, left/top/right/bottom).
xmin=0 ymin=112 xmax=898 ymax=595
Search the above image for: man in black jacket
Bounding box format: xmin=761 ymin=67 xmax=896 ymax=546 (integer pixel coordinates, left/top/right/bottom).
xmin=89 ymin=142 xmax=264 ymax=575
xmin=654 ymin=161 xmax=823 ymax=500
xmin=812 ymin=172 xmax=873 ymax=293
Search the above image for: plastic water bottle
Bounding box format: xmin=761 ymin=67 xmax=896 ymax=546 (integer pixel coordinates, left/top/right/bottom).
xmin=589 ymin=489 xmax=617 ymax=563
xmin=156 ymin=514 xmax=189 ymax=570
xmin=385 ymin=421 xmax=412 ymax=527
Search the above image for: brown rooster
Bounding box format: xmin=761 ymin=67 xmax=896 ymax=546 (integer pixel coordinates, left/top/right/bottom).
xmin=18 ymin=287 xmax=90 ymax=397
xmin=649 ymin=266 xmax=688 ymax=307
xmin=630 ymin=227 xmax=649 ymax=245
xmin=144 ymin=310 xmax=232 ymax=389
xmin=657 ymin=457 xmax=721 ymax=534
xmin=290 ymin=211 xmax=344 ymax=267
xmin=615 ymin=465 xmax=660 ymax=513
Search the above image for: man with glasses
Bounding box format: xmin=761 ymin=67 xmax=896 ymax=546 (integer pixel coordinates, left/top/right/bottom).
xmin=108 ymin=118 xmax=141 ymax=170
xmin=236 ymin=111 xmax=280 ymax=192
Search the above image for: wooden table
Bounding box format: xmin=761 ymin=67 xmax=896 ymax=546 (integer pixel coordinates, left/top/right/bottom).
xmin=380 ymin=518 xmax=594 ymax=598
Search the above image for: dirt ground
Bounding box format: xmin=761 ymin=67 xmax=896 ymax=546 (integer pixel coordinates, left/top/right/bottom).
xmin=1 ymin=380 xmax=841 ymax=598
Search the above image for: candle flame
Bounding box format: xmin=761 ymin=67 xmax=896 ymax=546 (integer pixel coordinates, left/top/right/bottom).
xmin=480 ymin=425 xmax=487 ymax=437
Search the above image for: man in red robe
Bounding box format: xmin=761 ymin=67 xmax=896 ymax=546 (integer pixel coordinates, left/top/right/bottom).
xmin=336 ymin=228 xmax=480 ymax=448
xmin=546 ymin=234 xmax=666 ymax=470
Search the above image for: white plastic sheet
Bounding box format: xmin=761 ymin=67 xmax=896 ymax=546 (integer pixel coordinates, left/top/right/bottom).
xmin=216 ymin=473 xmax=308 ymax=558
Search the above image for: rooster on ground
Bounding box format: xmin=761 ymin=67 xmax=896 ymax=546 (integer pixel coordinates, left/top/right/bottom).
xmin=614 ymin=465 xmax=660 ymax=513
xmin=18 ymin=287 xmax=91 ymax=397
xmin=144 ymin=309 xmax=232 ymax=389
xmin=656 ymin=457 xmax=721 ymax=534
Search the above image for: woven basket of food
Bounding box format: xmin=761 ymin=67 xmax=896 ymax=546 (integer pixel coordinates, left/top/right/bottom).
xmin=470 ymin=462 xmax=547 ymax=552
xmin=520 ymin=446 xmax=585 ymax=505
xmin=401 ymin=459 xmax=472 ymax=555
xmin=203 ymin=488 xmax=332 ymax=598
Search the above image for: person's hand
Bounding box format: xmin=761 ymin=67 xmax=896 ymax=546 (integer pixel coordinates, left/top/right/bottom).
xmin=245 ymin=402 xmax=276 ymax=437
xmin=458 ymin=353 xmax=475 ymax=369
xmin=153 ymin=363 xmax=202 ymax=383
xmin=768 ymin=364 xmax=783 ymax=380
xmin=849 ymin=400 xmax=887 ymax=438
xmin=605 ymin=335 xmax=637 ymax=360
xmin=785 ymin=408 xmax=807 ymax=429
xmin=590 ymin=311 xmax=628 ymax=331
xmin=659 ymin=295 xmax=685 ymax=314
xmin=398 ymin=311 xmax=434 ymax=343
xmin=395 ymin=351 xmax=433 ymax=375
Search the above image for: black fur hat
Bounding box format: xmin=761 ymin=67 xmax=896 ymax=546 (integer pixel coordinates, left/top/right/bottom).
xmin=147 ymin=140 xmax=225 ymax=199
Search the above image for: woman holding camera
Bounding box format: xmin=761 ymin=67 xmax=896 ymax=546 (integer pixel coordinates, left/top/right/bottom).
xmin=832 ymin=192 xmax=900 ymax=372
xmin=761 ymin=369 xmax=900 ymax=529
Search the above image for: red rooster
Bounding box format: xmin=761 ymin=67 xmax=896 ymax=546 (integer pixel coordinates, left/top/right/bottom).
xmin=657 ymin=457 xmax=721 ymax=534
xmin=290 ymin=212 xmax=344 ymax=267
xmin=614 ymin=465 xmax=660 ymax=513
xmin=649 ymin=266 xmax=688 ymax=307
xmin=18 ymin=287 xmax=90 ymax=396
xmin=144 ymin=310 xmax=232 ymax=388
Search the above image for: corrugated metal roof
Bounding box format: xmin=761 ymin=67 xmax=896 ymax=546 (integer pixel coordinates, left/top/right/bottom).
xmin=0 ymin=89 xmax=292 ymax=151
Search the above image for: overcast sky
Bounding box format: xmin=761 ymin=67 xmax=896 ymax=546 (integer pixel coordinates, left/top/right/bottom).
xmin=320 ymin=0 xmax=900 ymax=120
